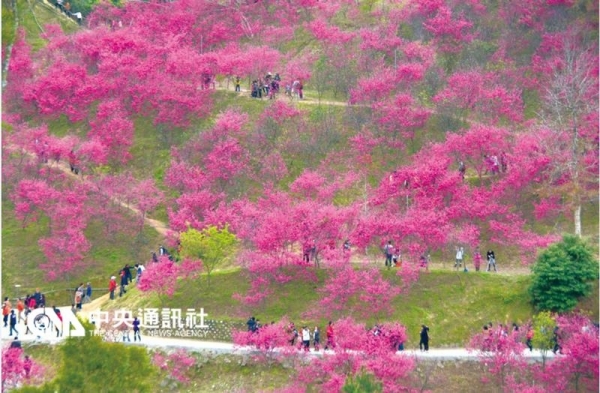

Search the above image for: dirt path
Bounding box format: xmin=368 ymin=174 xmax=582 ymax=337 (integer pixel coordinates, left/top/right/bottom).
xmin=12 ymin=152 xmax=171 ymax=237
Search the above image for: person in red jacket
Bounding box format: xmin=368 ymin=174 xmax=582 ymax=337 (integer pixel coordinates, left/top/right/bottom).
xmin=324 ymin=321 xmax=335 ymax=350
xmin=109 ymin=276 xmax=117 ymax=300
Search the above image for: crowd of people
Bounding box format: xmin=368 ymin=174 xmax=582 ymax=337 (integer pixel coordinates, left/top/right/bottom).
xmin=479 ymin=322 xmax=561 ymax=354
xmin=247 ymin=72 xmax=306 ymax=101
xmin=246 ymin=318 xmax=411 ymax=353
xmin=251 ymin=72 xmax=281 ymax=99
xmin=109 ymin=263 xmax=146 ymax=299
xmin=108 ymin=244 xmax=173 ymax=300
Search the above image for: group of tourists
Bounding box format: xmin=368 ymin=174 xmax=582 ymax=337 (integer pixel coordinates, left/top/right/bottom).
xmin=480 ymin=322 xmax=560 ymax=354
xmin=251 ymin=72 xmax=282 ymax=99
xmin=286 ymin=322 xmax=326 ymax=351
xmin=457 ymin=152 xmax=508 ymax=179
xmin=73 ymin=283 xmax=93 ymax=310
xmin=247 ymin=318 xmax=426 ymax=353
xmin=151 ymin=245 xmax=173 ymax=263
xmin=2 ymin=289 xmax=61 ymax=339
xmin=384 ymin=241 xmax=432 ymax=271
xmin=382 ymin=242 xmax=499 ymax=272
xmin=248 ymin=73 xmax=305 ymax=100
xmin=108 ymin=263 xmax=145 ymax=299
xmin=483 ymin=152 xmax=508 ymax=176
xmin=454 ymin=247 xmax=497 ymax=272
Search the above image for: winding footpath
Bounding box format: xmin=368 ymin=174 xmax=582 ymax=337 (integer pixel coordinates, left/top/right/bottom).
xmin=0 ymin=315 xmax=554 ymax=362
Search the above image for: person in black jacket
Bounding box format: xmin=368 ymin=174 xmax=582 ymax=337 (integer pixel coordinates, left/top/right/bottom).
xmin=123 ymin=264 xmax=134 ymax=284
xmin=119 ymin=270 xmax=128 ymax=297
xmin=419 ymin=325 xmax=430 ymax=352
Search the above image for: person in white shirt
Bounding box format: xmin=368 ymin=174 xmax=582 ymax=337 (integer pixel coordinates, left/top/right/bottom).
xmin=135 ymin=264 xmax=146 ymax=283
xmin=302 ymin=327 xmax=310 ymax=352
xmin=455 ymin=246 xmax=464 ymax=270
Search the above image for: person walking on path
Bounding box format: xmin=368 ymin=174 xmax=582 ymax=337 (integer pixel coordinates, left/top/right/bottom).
xmin=74 ymin=284 xmax=84 ymax=310
xmin=419 ymin=325 xmax=430 ymax=352
xmin=302 ymin=326 xmax=311 ymax=352
xmin=313 ymin=326 xmax=320 ymax=351
xmin=16 ymin=299 xmax=24 ymax=322
xmin=85 ymin=282 xmax=92 ymax=303
xmin=133 ymin=316 xmax=141 ymax=342
xmin=526 ymin=327 xmax=534 ymax=351
xmin=120 ymin=313 xmax=131 ymax=342
xmin=27 ymin=296 xmax=37 ymax=310
xmin=9 ymin=310 xmax=18 ymax=336
xmin=135 ymin=264 xmax=146 ymax=284
xmin=109 ymin=276 xmax=117 ymax=300
xmin=324 ymin=321 xmax=335 ymax=350
xmin=486 ymin=250 xmax=497 ymax=272
xmin=552 ymin=326 xmax=561 ymax=354
xmin=119 ymin=270 xmax=128 ymax=297
xmin=3 ymin=297 xmax=12 ymax=327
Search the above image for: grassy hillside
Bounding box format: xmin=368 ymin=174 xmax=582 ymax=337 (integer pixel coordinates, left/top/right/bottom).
xmin=1 ymin=199 xmax=162 ymax=306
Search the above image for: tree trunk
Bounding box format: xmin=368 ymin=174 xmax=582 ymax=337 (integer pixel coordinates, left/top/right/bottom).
xmin=574 ymin=204 xmax=582 ymax=237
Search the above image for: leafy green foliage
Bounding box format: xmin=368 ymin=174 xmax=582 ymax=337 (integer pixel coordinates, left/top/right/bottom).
xmin=529 ymin=235 xmax=599 ymax=312
xmin=179 ymin=226 xmax=237 ymax=287
xmin=50 ymin=335 xmax=154 ymax=392
xmin=532 ymin=311 xmax=555 ymax=363
xmin=342 ymin=370 xmax=383 ymax=393
xmin=2 ymin=2 xmax=15 ymax=49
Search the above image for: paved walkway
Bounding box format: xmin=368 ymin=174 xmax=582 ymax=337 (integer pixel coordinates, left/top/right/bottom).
xmin=0 ymin=314 xmax=554 ymax=362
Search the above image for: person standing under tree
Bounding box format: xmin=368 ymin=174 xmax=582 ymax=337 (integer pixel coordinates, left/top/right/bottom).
xmin=454 ymin=246 xmax=464 ymax=270
xmin=419 ymin=324 xmax=430 ymax=352
xmin=486 ymin=250 xmax=497 ymax=272
xmin=458 ymin=161 xmax=466 ymax=180
xmin=384 ymin=240 xmax=394 ymax=268
xmin=473 ymin=248 xmax=482 ymax=272
xmin=324 ymin=321 xmax=335 ymax=350
xmin=302 ymin=326 xmax=311 ymax=352
xmin=313 ymin=326 xmax=320 ymax=351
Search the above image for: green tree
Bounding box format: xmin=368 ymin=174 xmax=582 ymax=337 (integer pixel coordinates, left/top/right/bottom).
xmin=18 ymin=335 xmax=155 ymax=392
xmin=531 ymin=311 xmax=556 ymax=367
xmin=529 ymin=235 xmax=598 ymax=313
xmin=342 ymin=371 xmax=383 ymax=393
xmin=179 ymin=225 xmax=237 ymax=287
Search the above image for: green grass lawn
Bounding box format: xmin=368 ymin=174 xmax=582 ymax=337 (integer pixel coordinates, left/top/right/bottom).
xmin=1 ymin=198 xmax=163 ymax=306
xmin=16 ymin=0 xmax=79 ymax=51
